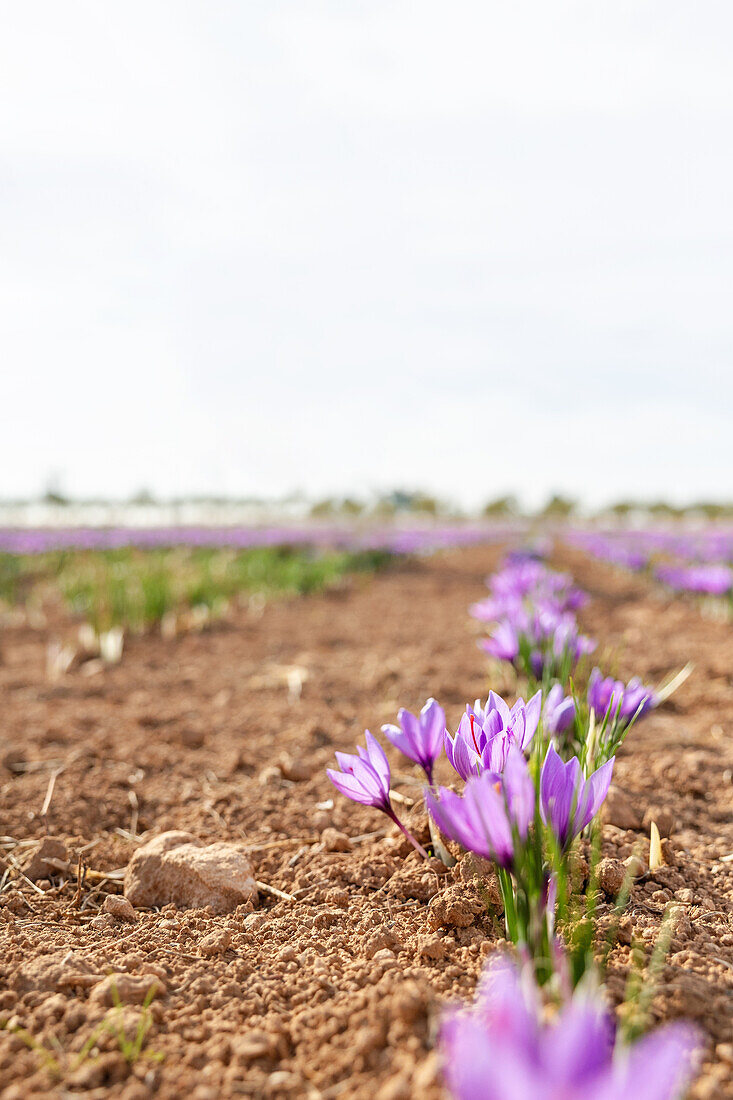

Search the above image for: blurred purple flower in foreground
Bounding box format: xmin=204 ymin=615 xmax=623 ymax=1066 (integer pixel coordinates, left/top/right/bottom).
xmin=587 ymin=668 xmax=657 ymax=723
xmin=540 ymin=744 xmax=614 ymax=850
xmin=426 ymin=747 xmax=534 ymax=870
xmin=441 ymin=954 xmax=700 ymax=1100
xmin=382 ymin=697 xmax=445 ymax=784
xmin=542 ymin=683 xmax=575 ymax=736
xmin=328 ymin=732 xmax=429 ymax=857
xmin=444 ymin=691 xmax=541 ymax=781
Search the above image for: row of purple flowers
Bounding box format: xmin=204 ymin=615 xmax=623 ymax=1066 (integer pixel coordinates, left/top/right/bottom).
xmin=0 ymin=523 xmax=520 ymax=557
xmin=569 ymin=530 xmax=733 ymax=596
xmin=327 ymin=552 xmax=697 ymax=1098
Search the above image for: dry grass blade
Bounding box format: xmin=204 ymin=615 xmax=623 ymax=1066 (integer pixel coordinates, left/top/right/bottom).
xmin=40 ymin=766 xmax=64 ymax=817
xmin=655 ymin=662 xmax=693 ymax=703
xmin=254 ymin=880 xmax=296 ymax=902
xmin=5 ymin=853 xmax=45 ymax=895
xmin=42 ymin=857 xmax=126 ymax=882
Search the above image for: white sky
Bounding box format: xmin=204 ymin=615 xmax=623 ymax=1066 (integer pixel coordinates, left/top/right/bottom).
xmin=1 ymin=1 xmax=732 ymax=509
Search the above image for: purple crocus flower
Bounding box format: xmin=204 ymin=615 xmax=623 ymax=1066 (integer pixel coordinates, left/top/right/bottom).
xmin=540 ymin=744 xmax=614 ymax=850
xmin=444 ymin=691 xmax=541 ymax=781
xmin=480 ymin=619 xmax=520 ymax=663
xmin=327 ymin=731 xmax=393 ymax=811
xmin=441 ymin=953 xmax=700 ymax=1100
xmin=542 ymin=683 xmax=575 ymax=736
xmin=587 ymin=668 xmax=657 ymax=722
xmin=328 ymin=732 xmax=429 ymax=858
xmin=426 ymin=746 xmax=534 ymax=870
xmin=382 ymin=697 xmax=445 ymax=784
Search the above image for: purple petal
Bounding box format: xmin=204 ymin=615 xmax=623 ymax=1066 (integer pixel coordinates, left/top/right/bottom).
xmin=327 ymin=769 xmax=376 ymax=806
xmin=610 ymin=1023 xmax=701 ymax=1100
xmin=363 ymin=730 xmax=391 ymax=789
xmin=522 ymin=689 xmax=542 ymax=747
xmin=421 ymin=697 xmax=447 ymax=758
xmin=487 ymin=690 xmax=512 ymax=725
xmin=502 ymin=745 xmax=535 ymax=838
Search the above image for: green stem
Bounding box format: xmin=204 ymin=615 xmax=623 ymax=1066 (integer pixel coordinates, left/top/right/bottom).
xmin=497 ymin=866 xmax=519 ymax=942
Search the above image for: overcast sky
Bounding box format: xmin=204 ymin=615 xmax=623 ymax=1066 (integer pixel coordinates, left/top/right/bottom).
xmin=1 ymin=1 xmax=732 ymax=509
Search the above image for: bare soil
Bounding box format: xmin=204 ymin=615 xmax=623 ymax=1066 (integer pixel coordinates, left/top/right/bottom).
xmin=0 ymin=545 xmax=731 ymax=1099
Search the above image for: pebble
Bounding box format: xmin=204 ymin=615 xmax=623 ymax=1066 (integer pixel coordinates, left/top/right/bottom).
xmin=278 ymin=753 xmax=310 ymax=782
xmin=417 ymin=935 xmax=447 ymax=961
xmin=623 ymin=853 xmax=647 ymax=878
xmin=103 ymin=894 xmax=137 ymax=923
xmin=124 ymin=831 xmax=258 ymax=915
xmin=597 ymin=857 xmax=626 ymax=898
xmin=199 ymin=929 xmax=232 ymax=957
xmin=90 ymin=972 xmax=166 ymax=1006
xmin=258 ymin=765 xmax=282 ymax=786
xmin=321 ymin=828 xmax=352 ymax=852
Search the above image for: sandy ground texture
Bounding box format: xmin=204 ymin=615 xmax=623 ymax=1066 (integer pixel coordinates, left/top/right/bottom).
xmin=0 ymin=544 xmax=732 ymax=1099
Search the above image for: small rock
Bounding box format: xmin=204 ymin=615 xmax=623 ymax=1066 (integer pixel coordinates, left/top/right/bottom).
xmin=90 ymin=972 xmax=166 ymax=1006
xmin=623 ymin=853 xmax=647 ymax=878
xmin=642 ymin=806 xmax=674 ymax=837
xmin=417 ymin=934 xmax=447 ymax=961
xmin=321 ymin=828 xmax=352 ymax=852
xmin=601 ymin=786 xmax=641 ymax=831
xmin=89 ymin=915 xmax=114 ymax=931
xmin=258 ymin=765 xmax=282 ymax=786
xmin=597 ymin=857 xmax=626 ymax=898
xmin=103 ymin=895 xmax=137 ymax=923
xmin=199 ymin=929 xmax=231 ymax=956
xmin=243 ymin=912 xmax=267 ymax=931
xmin=266 ymin=1071 xmax=299 ymax=1093
xmin=278 ymin=753 xmax=310 ymax=782
xmin=67 ymin=1052 xmax=128 ymax=1089
xmin=23 ymin=837 xmax=67 ymax=882
xmin=676 ymin=888 xmax=695 ymax=904
xmin=124 ymin=831 xmax=258 ymax=915
xmin=231 ymin=1031 xmax=280 ymax=1064
xmin=178 ymin=727 xmax=205 ymax=749
xmin=364 ymin=929 xmax=401 ymax=958
xmin=427 ymin=884 xmax=484 ymax=930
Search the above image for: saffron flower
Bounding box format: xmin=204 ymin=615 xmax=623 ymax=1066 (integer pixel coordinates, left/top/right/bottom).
xmin=540 ymin=744 xmax=614 ymax=850
xmin=444 ymin=690 xmax=541 ymax=781
xmin=587 ymin=667 xmax=657 ymax=723
xmin=542 ymin=683 xmax=575 ymax=736
xmin=479 ymin=618 xmax=520 ymax=663
xmin=426 ymin=746 xmax=534 ymax=870
xmin=480 ymin=604 xmax=595 ymax=681
xmin=441 ymin=954 xmax=700 ymax=1100
xmin=327 ymin=731 xmax=393 ymax=811
xmin=382 ymin=697 xmax=445 ymax=784
xmin=327 ymin=732 xmax=429 ymax=858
